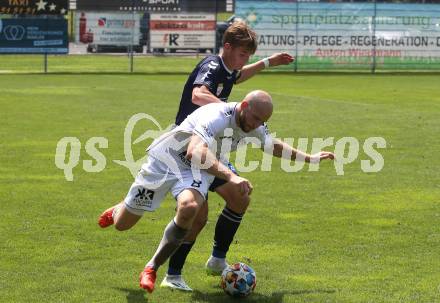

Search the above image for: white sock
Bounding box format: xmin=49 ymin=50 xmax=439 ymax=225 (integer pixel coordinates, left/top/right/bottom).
xmin=211 ymin=256 xmax=226 ymax=263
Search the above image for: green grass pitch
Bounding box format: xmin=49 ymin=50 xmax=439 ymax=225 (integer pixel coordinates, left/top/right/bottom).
xmin=1 ymin=56 xmax=439 ymax=302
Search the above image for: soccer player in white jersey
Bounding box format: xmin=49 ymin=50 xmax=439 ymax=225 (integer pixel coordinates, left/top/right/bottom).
xmin=97 ymin=90 xmax=334 ymax=294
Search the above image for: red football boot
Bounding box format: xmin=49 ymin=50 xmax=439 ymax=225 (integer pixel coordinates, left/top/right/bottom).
xmin=139 ymin=267 xmax=157 ymax=293
xmin=98 ymin=206 xmax=115 ymax=228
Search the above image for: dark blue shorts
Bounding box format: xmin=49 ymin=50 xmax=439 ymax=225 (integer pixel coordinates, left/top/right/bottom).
xmin=208 ymin=162 xmax=239 ymax=192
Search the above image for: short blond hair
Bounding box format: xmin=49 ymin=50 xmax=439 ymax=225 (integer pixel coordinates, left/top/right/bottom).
xmin=222 ymin=21 xmax=257 ymax=54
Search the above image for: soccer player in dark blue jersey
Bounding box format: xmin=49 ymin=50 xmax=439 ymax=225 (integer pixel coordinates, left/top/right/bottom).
xmin=175 ymin=55 xmax=239 ymax=125
xmin=160 ymin=21 xmax=294 ymax=291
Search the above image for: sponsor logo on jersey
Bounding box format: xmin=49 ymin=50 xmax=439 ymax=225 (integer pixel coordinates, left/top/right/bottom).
xmin=202 ymin=124 xmax=214 ymax=138
xmin=178 ymin=151 xmax=191 ymax=167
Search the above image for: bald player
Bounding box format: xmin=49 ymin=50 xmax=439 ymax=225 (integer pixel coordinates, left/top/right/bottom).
xmin=98 ymin=90 xmax=335 ymax=293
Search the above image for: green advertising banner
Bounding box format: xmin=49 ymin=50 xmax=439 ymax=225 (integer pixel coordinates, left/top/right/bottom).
xmin=236 ymin=1 xmax=440 ymax=71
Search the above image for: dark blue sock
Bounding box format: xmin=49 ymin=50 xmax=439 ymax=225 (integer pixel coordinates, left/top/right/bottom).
xmin=212 ymin=207 xmax=243 ymax=258
xmin=167 ymin=241 xmax=195 ymax=275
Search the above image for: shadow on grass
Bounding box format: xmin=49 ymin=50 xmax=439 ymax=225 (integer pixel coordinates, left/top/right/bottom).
xmin=191 ymin=288 xmax=336 ymax=303
xmin=115 ymin=288 xmax=147 ymax=303
xmin=2 ymin=71 xmax=440 ymax=76
xmin=115 ymin=287 xmax=336 ymax=303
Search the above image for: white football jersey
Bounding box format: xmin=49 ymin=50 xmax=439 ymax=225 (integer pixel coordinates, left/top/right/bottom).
xmin=147 ymin=102 xmax=271 ymax=168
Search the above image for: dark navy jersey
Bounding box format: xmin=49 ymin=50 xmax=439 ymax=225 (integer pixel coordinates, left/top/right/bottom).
xmin=174 ymin=55 xmax=240 ymax=125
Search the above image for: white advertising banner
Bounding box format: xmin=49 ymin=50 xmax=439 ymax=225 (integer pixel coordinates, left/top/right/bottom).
xmin=150 ymin=13 xmax=216 ymax=49
xmin=236 ymin=1 xmax=440 ymax=70
xmin=75 ymin=12 xmax=141 ymax=45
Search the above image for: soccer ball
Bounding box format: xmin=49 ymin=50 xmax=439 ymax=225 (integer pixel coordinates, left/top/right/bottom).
xmin=220 ymin=262 xmax=256 ymax=297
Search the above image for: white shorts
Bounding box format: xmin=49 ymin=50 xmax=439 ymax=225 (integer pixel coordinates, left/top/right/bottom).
xmin=124 ymin=156 xmax=215 ymax=215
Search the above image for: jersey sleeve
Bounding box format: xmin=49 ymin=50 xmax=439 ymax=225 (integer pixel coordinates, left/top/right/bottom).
xmin=254 ymin=123 xmax=273 ymax=148
xmin=193 ymin=60 xmax=220 ymax=92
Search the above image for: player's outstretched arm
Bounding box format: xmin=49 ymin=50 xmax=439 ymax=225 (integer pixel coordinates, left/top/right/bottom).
xmin=236 ymin=53 xmax=294 ymax=84
xmin=267 ymin=52 xmax=295 ymax=67
xmin=271 ymin=139 xmax=335 ymax=163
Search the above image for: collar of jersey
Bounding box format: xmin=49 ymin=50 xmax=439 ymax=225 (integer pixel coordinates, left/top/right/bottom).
xmin=219 ymin=55 xmax=234 ymax=75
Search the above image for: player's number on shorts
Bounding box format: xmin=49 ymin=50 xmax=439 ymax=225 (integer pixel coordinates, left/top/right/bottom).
xmin=191 ymin=180 xmax=202 ymax=188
